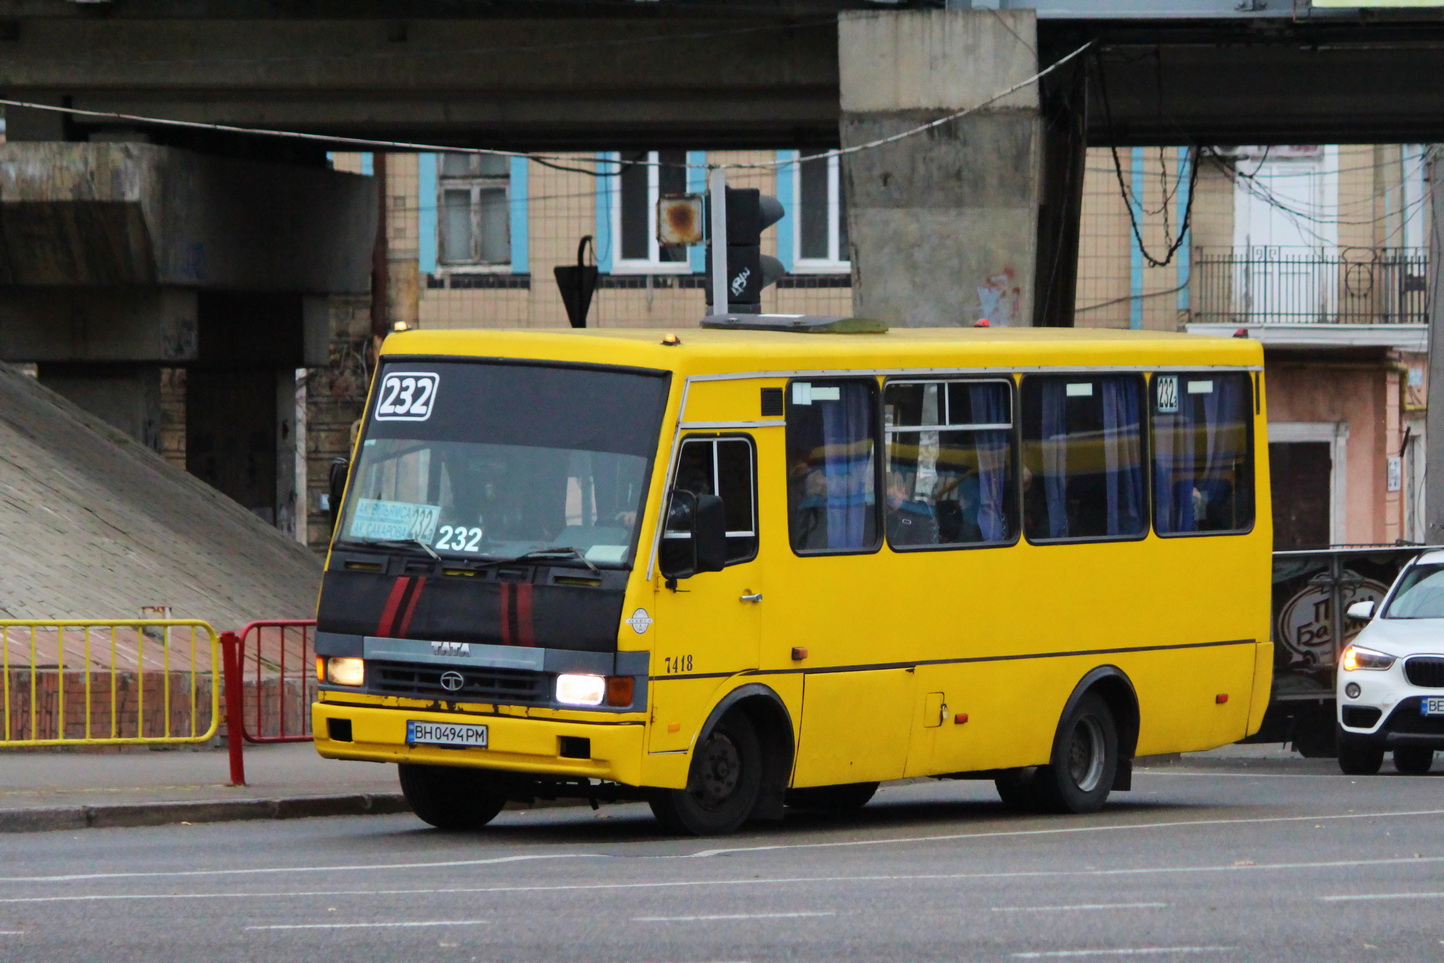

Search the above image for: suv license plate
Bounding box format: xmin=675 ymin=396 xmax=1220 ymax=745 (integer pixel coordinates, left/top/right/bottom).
xmin=407 ymin=721 xmax=488 ymax=748
xmin=1422 ymin=698 xmax=1444 ymax=716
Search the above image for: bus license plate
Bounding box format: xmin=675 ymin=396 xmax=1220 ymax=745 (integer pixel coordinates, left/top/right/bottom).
xmin=407 ymin=721 xmax=488 ymax=748
xmin=1422 ymin=698 xmax=1444 ymax=716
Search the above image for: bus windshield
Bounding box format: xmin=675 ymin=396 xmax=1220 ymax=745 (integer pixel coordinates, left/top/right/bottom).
xmin=336 ymin=360 xmax=669 ymax=566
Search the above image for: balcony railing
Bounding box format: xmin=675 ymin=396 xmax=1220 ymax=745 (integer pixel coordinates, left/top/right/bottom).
xmin=1193 ymin=246 xmax=1428 ymax=325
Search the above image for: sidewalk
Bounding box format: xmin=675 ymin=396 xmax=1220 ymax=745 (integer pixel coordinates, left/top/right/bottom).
xmin=0 ymin=739 xmax=1313 ymax=835
xmin=0 ymin=742 xmax=408 ymax=833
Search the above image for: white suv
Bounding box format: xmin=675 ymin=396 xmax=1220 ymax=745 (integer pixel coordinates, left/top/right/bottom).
xmin=1336 ymin=549 xmax=1444 ymax=775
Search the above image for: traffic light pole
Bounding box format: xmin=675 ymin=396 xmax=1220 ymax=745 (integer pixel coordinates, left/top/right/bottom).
xmin=708 ymin=167 xmax=728 ymax=317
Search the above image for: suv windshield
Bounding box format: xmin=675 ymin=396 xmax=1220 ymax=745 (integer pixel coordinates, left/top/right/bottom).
xmin=336 ymin=359 xmax=669 ymax=566
xmin=1384 ymin=562 xmax=1444 ymax=619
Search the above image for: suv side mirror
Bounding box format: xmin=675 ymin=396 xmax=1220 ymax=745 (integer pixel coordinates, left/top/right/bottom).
xmin=659 ymin=491 xmax=727 ymax=580
xmin=1346 ymin=599 xmax=1376 ymax=621
xmin=328 ymin=457 xmax=350 ymax=534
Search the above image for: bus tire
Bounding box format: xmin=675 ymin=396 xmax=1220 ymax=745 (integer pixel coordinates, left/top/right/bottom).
xmin=785 ymin=782 xmax=879 ymax=811
xmin=1032 ymin=692 xmax=1118 ymax=814
xmin=650 ymin=713 xmax=762 ymax=836
xmin=398 ymin=763 xmax=508 ymax=831
xmin=1392 ymin=746 xmax=1433 ymax=775
xmin=1336 ymin=729 xmax=1384 ymax=776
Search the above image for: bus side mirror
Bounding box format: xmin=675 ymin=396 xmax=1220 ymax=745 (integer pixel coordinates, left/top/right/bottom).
xmin=1346 ymin=600 xmax=1376 ymax=621
xmin=659 ymin=491 xmax=727 ymax=580
xmin=328 ymin=457 xmax=350 ymax=534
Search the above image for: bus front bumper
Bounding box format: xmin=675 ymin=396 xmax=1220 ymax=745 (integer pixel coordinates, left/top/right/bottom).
xmin=312 ymin=701 xmax=646 ymax=786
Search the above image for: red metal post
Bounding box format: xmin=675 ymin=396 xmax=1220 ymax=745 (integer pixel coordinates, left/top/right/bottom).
xmin=219 ymin=631 xmax=246 ymax=786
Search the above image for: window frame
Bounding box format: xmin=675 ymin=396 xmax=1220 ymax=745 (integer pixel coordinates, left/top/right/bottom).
xmin=1019 ymin=372 xmax=1152 ymax=546
xmin=1149 ymin=370 xmax=1256 ymax=539
xmin=611 ymin=149 xmax=692 ymax=275
xmin=792 ymin=149 xmax=850 ymax=274
xmin=436 ymin=152 xmax=512 ymax=271
xmin=669 ymin=433 xmax=759 ymax=567
xmin=785 ymin=376 xmax=883 ymax=558
xmin=881 ymin=376 xmax=1021 ymax=553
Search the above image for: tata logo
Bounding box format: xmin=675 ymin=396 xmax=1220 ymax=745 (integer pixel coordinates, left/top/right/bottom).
xmin=431 ymin=641 xmax=471 ymax=657
xmin=439 ymin=671 xmax=465 ymax=692
xmin=625 ymin=608 xmax=654 ymax=635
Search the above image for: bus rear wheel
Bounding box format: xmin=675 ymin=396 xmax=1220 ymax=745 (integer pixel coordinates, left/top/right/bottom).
xmin=1031 ymin=692 xmax=1118 ymax=814
xmin=398 ymin=763 xmax=508 ymax=830
xmin=650 ymin=713 xmax=762 ymax=836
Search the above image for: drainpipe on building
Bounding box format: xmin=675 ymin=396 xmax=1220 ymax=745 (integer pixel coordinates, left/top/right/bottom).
xmin=1424 ymin=145 xmax=1444 ymax=543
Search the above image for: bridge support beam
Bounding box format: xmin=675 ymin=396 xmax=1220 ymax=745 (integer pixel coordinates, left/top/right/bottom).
xmin=838 ymin=9 xmax=1082 ymax=328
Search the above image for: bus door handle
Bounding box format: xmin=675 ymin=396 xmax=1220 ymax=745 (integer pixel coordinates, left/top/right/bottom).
xmin=739 ymin=592 xmax=763 ymax=603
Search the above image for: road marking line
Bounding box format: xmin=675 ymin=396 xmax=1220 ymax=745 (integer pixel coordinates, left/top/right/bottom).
xmin=1012 ymin=948 xmax=1232 ymax=959
xmin=4 ymin=854 xmax=1444 ymax=905
xmin=687 ymin=808 xmax=1444 ymax=858
xmin=1320 ymin=892 xmax=1444 ymax=902
xmin=246 ymin=920 xmax=488 ymax=931
xmin=635 ymin=912 xmax=835 ymax=922
xmin=4 ymin=806 xmax=1442 ymax=886
xmin=992 ymin=903 xmax=1167 ymax=912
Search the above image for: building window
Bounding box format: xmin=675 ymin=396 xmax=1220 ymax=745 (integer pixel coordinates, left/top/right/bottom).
xmin=613 ymin=150 xmax=690 ymax=273
xmin=794 ymin=150 xmax=849 ymax=271
xmin=438 ymin=153 xmax=510 ymax=268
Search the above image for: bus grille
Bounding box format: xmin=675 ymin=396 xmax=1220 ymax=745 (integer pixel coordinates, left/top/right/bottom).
xmin=1404 ymin=657 xmax=1444 ymax=689
xmin=370 ymin=661 xmax=546 ymax=704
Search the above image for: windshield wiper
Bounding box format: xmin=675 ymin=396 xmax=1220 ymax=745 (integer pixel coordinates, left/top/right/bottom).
xmin=347 ymin=537 xmax=441 ymax=562
xmin=484 ymin=546 xmax=601 ymax=576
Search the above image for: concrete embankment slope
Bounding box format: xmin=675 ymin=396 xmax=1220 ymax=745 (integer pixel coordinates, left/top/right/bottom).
xmin=0 ymin=362 xmax=321 ymax=626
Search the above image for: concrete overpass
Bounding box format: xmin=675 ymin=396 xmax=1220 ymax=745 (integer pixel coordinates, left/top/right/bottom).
xmin=0 ymin=0 xmax=1441 ymax=541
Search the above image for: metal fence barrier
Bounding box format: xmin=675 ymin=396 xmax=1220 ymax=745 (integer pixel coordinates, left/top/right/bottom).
xmin=0 ymin=620 xmax=220 ymax=747
xmin=235 ymin=619 xmax=316 ymax=744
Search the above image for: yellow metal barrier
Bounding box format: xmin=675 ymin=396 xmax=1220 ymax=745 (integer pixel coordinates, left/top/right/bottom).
xmin=0 ymin=620 xmax=220 ymax=747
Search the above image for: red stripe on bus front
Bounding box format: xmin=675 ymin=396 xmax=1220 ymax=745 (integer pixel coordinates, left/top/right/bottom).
xmin=516 ymin=583 xmax=534 ymax=647
xmin=376 ymin=577 xmax=411 ymax=636
xmin=397 ymin=577 xmax=426 ymax=637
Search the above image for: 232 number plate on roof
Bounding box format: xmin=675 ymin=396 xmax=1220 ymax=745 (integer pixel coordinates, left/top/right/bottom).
xmin=376 ymin=372 xmax=439 ymax=421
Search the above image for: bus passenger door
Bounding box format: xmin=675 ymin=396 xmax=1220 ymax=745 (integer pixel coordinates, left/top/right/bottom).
xmin=648 ymin=434 xmax=764 ymax=754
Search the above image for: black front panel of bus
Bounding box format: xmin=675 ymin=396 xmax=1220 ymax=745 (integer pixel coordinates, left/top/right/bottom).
xmin=317 ymin=569 xmax=625 ymax=653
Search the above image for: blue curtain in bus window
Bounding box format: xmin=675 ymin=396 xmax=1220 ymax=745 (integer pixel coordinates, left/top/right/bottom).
xmin=1201 ymin=375 xmax=1245 ymax=517
xmin=820 ymin=384 xmax=874 ymax=548
xmin=968 ymin=382 xmax=1010 ymax=541
xmin=1102 ymin=378 xmax=1144 ymax=537
xmin=1041 ymin=379 xmax=1069 ymax=538
xmin=1153 ymin=373 xmax=1249 ymax=534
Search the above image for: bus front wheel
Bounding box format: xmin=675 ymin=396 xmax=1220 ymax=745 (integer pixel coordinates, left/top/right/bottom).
xmin=398 ymin=763 xmax=508 ymax=830
xmin=1032 ymin=692 xmax=1119 ymax=814
xmin=650 ymin=713 xmax=762 ymax=836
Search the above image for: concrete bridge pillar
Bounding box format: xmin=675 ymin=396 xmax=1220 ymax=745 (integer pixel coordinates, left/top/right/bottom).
xmin=838 ymin=10 xmax=1082 ymax=328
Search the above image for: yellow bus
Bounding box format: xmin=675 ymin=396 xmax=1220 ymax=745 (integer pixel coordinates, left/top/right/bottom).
xmin=312 ymin=316 xmax=1272 ymax=835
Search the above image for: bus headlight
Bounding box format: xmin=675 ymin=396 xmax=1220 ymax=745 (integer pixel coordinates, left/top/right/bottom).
xmin=324 ymin=657 xmax=366 ymax=687
xmin=1341 ymin=645 xmax=1394 ymax=672
xmin=555 ymin=673 xmax=606 ymax=706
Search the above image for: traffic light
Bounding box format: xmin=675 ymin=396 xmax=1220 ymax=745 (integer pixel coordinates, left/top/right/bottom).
xmin=705 ymin=187 xmax=786 ymax=315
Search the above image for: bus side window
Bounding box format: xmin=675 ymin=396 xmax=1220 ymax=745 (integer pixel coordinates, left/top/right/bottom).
xmin=667 ymin=435 xmax=758 ymax=566
xmin=1151 ymin=373 xmax=1254 ymax=536
xmin=1021 ymin=374 xmax=1147 ymax=542
xmin=786 ymin=379 xmax=879 ymax=554
xmin=883 ymin=378 xmax=1016 ymax=549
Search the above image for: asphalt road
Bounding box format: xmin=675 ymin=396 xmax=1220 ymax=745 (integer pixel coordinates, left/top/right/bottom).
xmin=1 ymin=757 xmax=1442 ymax=962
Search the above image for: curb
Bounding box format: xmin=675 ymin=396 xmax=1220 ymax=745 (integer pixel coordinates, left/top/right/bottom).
xmin=0 ymin=792 xmax=411 ymax=834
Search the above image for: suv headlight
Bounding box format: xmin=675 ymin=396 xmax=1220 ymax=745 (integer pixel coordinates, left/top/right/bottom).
xmin=1341 ymin=645 xmax=1395 ymax=672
